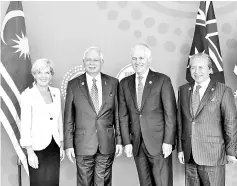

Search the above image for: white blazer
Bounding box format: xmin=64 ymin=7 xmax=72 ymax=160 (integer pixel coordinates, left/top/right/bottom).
xmin=20 ymin=84 xmax=63 ymax=151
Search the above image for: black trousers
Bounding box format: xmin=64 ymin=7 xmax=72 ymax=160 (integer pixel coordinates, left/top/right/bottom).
xmin=185 ymin=152 xmax=225 ymax=186
xmin=134 ymin=139 xmax=173 ymax=186
xmin=76 ymin=149 xmax=115 ymax=186
xmin=28 ymin=137 xmax=60 ymax=186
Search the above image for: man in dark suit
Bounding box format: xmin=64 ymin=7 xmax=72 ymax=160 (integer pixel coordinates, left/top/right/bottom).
xmin=64 ymin=47 xmax=123 ymax=186
xmin=119 ymin=44 xmax=177 ymax=186
xmin=177 ymin=53 xmax=237 ymax=186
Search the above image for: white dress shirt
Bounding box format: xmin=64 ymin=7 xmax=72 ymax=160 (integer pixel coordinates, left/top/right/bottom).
xmin=20 ymin=84 xmax=63 ymax=150
xmin=193 ymin=78 xmax=211 ymax=100
xmin=135 ymin=69 xmax=150 ymax=99
xmin=86 ymin=73 xmax=103 ymax=109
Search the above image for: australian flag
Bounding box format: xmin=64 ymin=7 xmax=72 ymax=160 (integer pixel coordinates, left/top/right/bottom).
xmin=186 ymin=1 xmax=225 ymax=83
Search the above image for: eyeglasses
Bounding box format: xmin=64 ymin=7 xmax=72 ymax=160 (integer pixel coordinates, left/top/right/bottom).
xmin=84 ymin=58 xmax=101 ymax=63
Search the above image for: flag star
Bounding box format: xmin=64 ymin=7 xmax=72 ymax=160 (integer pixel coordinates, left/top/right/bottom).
xmin=12 ymin=32 xmax=30 ymax=59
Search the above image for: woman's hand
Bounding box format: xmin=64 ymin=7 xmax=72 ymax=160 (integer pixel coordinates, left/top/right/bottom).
xmin=60 ymin=146 xmax=65 ymax=161
xmin=27 ymin=148 xmax=39 ymax=169
xmin=60 ymin=141 xmax=65 ymax=161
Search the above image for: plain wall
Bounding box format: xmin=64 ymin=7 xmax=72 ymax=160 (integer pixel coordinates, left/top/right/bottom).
xmin=1 ymin=1 xmax=237 ymax=186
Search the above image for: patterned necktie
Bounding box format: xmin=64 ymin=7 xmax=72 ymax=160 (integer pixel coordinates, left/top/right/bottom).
xmin=137 ymin=76 xmax=144 ymax=110
xmin=91 ymin=78 xmax=99 ymax=114
xmin=192 ymin=85 xmax=201 ymax=116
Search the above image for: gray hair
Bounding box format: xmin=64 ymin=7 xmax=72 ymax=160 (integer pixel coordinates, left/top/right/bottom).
xmin=190 ymin=53 xmax=212 ymax=69
xmin=31 ymin=58 xmax=55 ymax=76
xmin=83 ymin=46 xmax=104 ymax=61
xmin=130 ymin=43 xmax=152 ymax=60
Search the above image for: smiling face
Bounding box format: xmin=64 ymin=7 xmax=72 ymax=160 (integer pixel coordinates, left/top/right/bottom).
xmin=33 ymin=67 xmax=52 ymax=88
xmin=83 ymin=49 xmax=103 ymax=77
xmin=131 ymin=45 xmax=151 ymax=76
xmin=190 ymin=57 xmax=212 ymax=84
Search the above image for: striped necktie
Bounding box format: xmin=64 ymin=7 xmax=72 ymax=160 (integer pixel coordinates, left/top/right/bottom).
xmin=91 ymin=78 xmax=99 ymax=114
xmin=137 ymin=76 xmax=144 ymax=110
xmin=192 ymin=85 xmax=201 ymax=116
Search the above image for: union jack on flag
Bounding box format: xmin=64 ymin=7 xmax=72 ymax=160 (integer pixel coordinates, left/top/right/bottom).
xmin=1 ymin=1 xmax=34 ymax=174
xmin=186 ymin=1 xmax=225 ymax=83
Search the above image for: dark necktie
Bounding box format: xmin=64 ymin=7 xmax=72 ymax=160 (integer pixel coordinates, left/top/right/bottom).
xmin=192 ymin=85 xmax=201 ymax=116
xmin=91 ymin=78 xmax=99 ymax=114
xmin=137 ymin=76 xmax=144 ymax=110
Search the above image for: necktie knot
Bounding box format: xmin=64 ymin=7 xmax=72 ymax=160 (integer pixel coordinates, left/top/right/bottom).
xmin=92 ymin=78 xmax=97 ymax=84
xmin=138 ymin=76 xmax=143 ymax=81
xmin=196 ymin=85 xmax=201 ymax=91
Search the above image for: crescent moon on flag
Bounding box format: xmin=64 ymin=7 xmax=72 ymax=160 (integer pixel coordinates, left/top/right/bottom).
xmin=1 ymin=10 xmax=24 ymax=45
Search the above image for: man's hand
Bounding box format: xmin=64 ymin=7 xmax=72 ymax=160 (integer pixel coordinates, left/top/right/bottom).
xmin=162 ymin=143 xmax=172 ymax=158
xmin=66 ymin=148 xmax=75 ymax=163
xmin=178 ymin=151 xmax=185 ymax=164
xmin=115 ymin=145 xmax=123 ymax=157
xmin=124 ymin=144 xmax=133 ymax=157
xmin=227 ymin=155 xmax=237 ymax=164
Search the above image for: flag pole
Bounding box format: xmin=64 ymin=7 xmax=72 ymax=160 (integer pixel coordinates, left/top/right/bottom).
xmin=17 ymin=157 xmax=22 ymax=186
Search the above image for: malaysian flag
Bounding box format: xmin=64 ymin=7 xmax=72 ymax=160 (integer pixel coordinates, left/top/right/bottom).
xmin=186 ymin=1 xmax=225 ymax=83
xmin=1 ymin=1 xmax=34 ymax=174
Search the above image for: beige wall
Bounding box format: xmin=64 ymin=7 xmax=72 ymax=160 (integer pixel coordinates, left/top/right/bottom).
xmin=1 ymin=1 xmax=237 ymax=186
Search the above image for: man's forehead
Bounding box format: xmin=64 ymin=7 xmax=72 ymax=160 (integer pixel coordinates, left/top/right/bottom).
xmin=190 ymin=58 xmax=208 ymax=66
xmin=132 ymin=49 xmax=147 ymax=57
xmin=86 ymin=49 xmax=100 ymax=57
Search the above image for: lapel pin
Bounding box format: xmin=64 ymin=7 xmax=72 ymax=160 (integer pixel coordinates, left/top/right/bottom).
xmin=105 ymin=81 xmax=107 ymax=85
xmin=109 ymin=93 xmax=113 ymax=96
xmin=81 ymin=82 xmax=84 ymax=86
xmin=53 ymin=94 xmax=55 ymax=97
xmin=149 ymin=81 xmax=152 ymax=84
xmin=211 ymin=88 xmax=214 ymax=91
xmin=189 ymin=87 xmax=191 ymax=91
xmin=211 ymin=97 xmax=217 ymax=102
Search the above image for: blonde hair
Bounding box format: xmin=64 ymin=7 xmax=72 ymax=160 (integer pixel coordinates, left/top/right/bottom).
xmin=31 ymin=58 xmax=55 ymax=76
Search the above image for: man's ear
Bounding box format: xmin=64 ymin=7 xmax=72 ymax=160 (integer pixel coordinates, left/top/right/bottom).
xmin=148 ymin=57 xmax=152 ymax=63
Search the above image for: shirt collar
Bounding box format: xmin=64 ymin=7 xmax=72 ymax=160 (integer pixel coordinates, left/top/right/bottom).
xmin=135 ymin=68 xmax=150 ymax=80
xmin=86 ymin=73 xmax=101 ymax=82
xmin=194 ymin=78 xmax=211 ymax=90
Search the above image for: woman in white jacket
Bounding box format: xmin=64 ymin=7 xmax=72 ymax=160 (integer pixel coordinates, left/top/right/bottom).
xmin=20 ymin=58 xmax=64 ymax=186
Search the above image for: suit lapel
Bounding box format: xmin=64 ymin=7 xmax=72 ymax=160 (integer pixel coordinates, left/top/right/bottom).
xmin=188 ymin=82 xmax=195 ymax=118
xmin=78 ymin=73 xmax=97 ymax=113
xmin=48 ymin=86 xmax=56 ymax=103
xmin=98 ymin=73 xmax=109 ymax=115
xmin=195 ymin=80 xmax=216 ymax=117
xmin=128 ymin=74 xmax=139 ymax=111
xmin=140 ymin=70 xmax=156 ymax=111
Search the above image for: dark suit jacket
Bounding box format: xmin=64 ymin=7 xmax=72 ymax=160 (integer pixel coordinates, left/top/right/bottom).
xmin=119 ymin=70 xmax=177 ymax=156
xmin=64 ymin=73 xmax=122 ymax=156
xmin=177 ymin=80 xmax=237 ymax=166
